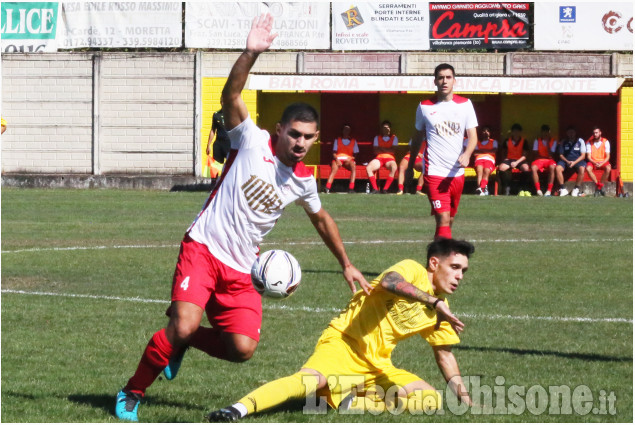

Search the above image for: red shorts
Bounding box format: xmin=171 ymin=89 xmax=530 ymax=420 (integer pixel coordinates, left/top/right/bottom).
xmin=424 ymin=175 xmax=465 ymax=217
xmin=335 ymin=154 xmax=354 ymax=163
xmin=532 ymin=158 xmax=556 ymax=172
xmin=171 ymin=235 xmax=262 ymax=341
xmin=374 ymin=154 xmax=396 ymax=167
xmin=403 ymin=154 xmax=423 ymax=165
xmin=587 ymin=162 xmax=610 ymax=170
xmin=474 ymin=158 xmax=495 ymax=172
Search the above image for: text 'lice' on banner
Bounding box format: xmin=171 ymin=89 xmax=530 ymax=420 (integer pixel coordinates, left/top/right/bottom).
xmin=185 ymin=2 xmax=330 ymax=50
xmin=331 ymin=2 xmax=430 ymax=51
xmin=429 ymin=2 xmax=530 ymax=50
xmin=1 ymin=1 xmax=59 ymax=53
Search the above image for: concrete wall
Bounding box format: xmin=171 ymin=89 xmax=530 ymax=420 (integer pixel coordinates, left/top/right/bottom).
xmin=1 ymin=52 xmax=194 ymax=175
xmin=1 ymin=51 xmax=632 ymax=180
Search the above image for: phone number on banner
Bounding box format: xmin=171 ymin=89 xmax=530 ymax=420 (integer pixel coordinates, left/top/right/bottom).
xmin=63 ymin=37 xmax=181 ymax=48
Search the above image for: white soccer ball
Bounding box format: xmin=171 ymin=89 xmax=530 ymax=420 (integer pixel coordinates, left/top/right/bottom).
xmin=251 ymin=250 xmax=302 ymax=299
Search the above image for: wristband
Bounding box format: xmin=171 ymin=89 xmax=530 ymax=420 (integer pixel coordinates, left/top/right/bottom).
xmin=432 ymin=298 xmax=442 ymax=309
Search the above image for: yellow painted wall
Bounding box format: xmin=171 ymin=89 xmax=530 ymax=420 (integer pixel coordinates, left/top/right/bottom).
xmin=500 ymin=95 xmax=560 ymax=141
xmin=201 ymin=77 xmax=257 ymax=174
xmin=619 ymin=86 xmax=633 ymax=182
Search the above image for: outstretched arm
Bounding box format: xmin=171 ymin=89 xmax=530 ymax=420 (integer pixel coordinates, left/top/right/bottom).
xmin=222 ymin=13 xmax=277 ymax=131
xmin=433 ymin=345 xmax=473 ymax=406
xmin=379 ymin=271 xmax=464 ymax=334
xmin=307 ymin=208 xmax=371 ymax=295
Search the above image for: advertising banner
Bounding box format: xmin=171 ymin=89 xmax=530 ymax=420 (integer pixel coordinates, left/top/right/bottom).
xmin=185 ymin=2 xmax=330 ymax=50
xmin=535 ymin=2 xmax=633 ymax=51
xmin=1 ymin=2 xmax=60 ymax=53
xmin=248 ymin=74 xmax=625 ymax=94
xmin=331 ymin=2 xmax=430 ymax=51
xmin=429 ymin=2 xmax=530 ymax=50
xmin=58 ymin=2 xmax=182 ymax=49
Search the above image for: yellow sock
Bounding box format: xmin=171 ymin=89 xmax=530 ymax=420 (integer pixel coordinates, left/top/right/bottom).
xmin=237 ymin=372 xmax=319 ymax=415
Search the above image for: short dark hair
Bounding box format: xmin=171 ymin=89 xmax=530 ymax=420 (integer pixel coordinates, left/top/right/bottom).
xmin=540 ymin=124 xmax=550 ymax=132
xmin=434 ymin=63 xmax=456 ymax=78
xmin=566 ymin=125 xmax=576 ymax=131
xmin=280 ymin=102 xmax=319 ymax=127
xmin=592 ymin=125 xmax=601 ymax=131
xmin=381 ymin=120 xmax=392 ymax=128
xmin=511 ymin=123 xmax=522 ymax=132
xmin=427 ymin=239 xmax=475 ymax=267
xmin=480 ymin=124 xmax=491 ymax=132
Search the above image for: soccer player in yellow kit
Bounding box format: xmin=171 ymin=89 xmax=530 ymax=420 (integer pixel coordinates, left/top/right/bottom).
xmin=207 ymin=238 xmax=475 ymax=421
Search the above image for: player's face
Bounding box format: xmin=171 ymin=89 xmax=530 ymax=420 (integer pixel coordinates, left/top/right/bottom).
xmin=566 ymin=129 xmax=576 ymax=140
xmin=275 ymin=120 xmax=319 ymax=167
xmin=434 ymin=69 xmax=455 ymax=95
xmin=429 ymin=253 xmax=469 ymax=296
xmin=593 ymin=129 xmax=602 ymax=140
xmin=380 ymin=123 xmax=391 ymax=136
xmin=480 ymin=128 xmax=490 ymax=140
xmin=342 ymin=125 xmax=351 ymax=139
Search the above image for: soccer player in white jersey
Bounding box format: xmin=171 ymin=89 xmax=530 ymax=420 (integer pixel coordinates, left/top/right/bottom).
xmin=406 ymin=64 xmax=478 ymax=240
xmin=115 ymin=13 xmax=371 ymax=422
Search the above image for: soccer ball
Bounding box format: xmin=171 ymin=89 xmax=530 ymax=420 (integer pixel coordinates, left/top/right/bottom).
xmin=251 ymin=250 xmax=302 ymax=299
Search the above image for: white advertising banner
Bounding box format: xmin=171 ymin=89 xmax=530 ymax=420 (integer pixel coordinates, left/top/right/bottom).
xmin=58 ymin=2 xmax=182 ymax=49
xmin=331 ymin=2 xmax=430 ymax=51
xmin=1 ymin=2 xmax=60 ymax=53
xmin=535 ymin=2 xmax=633 ymax=51
xmin=248 ymin=74 xmax=625 ymax=94
xmin=185 ymin=2 xmax=330 ymax=50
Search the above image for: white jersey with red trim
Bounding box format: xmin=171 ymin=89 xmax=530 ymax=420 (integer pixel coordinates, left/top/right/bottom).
xmin=415 ymin=95 xmax=478 ymax=177
xmin=187 ymin=116 xmax=321 ymax=273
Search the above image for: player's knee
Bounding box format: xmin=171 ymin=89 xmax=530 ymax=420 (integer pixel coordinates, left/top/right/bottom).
xmin=225 ymin=337 xmax=258 ymax=362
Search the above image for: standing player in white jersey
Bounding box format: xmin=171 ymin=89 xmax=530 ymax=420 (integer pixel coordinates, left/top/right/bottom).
xmin=406 ymin=63 xmax=478 ymax=240
xmin=115 ymin=13 xmax=371 ymax=422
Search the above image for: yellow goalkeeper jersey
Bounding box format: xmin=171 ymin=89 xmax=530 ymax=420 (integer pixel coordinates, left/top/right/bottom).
xmin=328 ymin=259 xmax=460 ymax=369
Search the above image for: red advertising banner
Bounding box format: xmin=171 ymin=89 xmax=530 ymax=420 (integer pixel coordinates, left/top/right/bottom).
xmin=430 ymin=2 xmax=530 ymax=50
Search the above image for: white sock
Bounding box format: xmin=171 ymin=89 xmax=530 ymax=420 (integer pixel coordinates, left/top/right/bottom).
xmin=231 ymin=402 xmax=248 ymax=418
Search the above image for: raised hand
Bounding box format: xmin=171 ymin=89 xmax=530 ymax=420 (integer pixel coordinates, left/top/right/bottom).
xmin=246 ymin=13 xmax=278 ymax=54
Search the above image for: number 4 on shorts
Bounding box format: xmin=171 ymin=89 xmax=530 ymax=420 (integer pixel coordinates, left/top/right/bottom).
xmin=180 ymin=276 xmax=190 ymax=291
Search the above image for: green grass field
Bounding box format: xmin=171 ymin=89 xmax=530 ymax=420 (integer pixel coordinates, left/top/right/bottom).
xmin=1 ymin=188 xmax=632 ymax=422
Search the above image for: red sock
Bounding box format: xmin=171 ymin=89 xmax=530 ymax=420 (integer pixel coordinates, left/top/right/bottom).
xmin=348 ymin=182 xmax=355 ymax=190
xmin=435 ymin=226 xmax=452 ymax=240
xmin=598 ymin=183 xmax=604 ymax=189
xmin=547 ymin=183 xmax=553 ymax=191
xmin=480 ymin=180 xmax=488 ymax=189
xmin=398 ymin=183 xmax=404 ymax=191
xmin=125 ymin=329 xmax=173 ymax=396
xmin=416 ymin=184 xmax=423 ymax=192
xmin=188 ymin=326 xmax=229 ymax=360
xmin=369 ymin=175 xmax=378 ymax=191
xmin=325 ymin=182 xmax=332 ymax=190
xmin=534 ymin=182 xmax=541 ymax=191
xmin=383 ymin=177 xmax=394 ymax=191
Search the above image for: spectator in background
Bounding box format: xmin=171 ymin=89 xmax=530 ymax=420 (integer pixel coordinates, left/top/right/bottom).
xmin=397 ymin=139 xmax=425 ymax=196
xmin=555 ymin=125 xmax=586 ymax=197
xmin=530 ymin=124 xmax=558 ymax=197
xmin=366 ymin=120 xmax=398 ymax=194
xmin=498 ymin=123 xmax=531 ymax=196
xmin=205 ymin=99 xmax=232 ymax=179
xmin=1 ymin=117 xmax=7 ymax=135
xmin=472 ymin=125 xmax=498 ymax=196
xmin=585 ymin=126 xmax=612 ymax=197
xmin=324 ymin=124 xmax=358 ymax=194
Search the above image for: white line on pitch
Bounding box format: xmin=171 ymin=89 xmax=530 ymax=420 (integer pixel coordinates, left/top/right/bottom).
xmin=1 ymin=237 xmax=632 ymax=254
xmin=2 ymin=289 xmax=631 ymax=324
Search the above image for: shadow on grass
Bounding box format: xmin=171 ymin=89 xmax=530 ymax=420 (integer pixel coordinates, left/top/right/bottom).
xmin=304 ymin=269 xmax=382 ymax=278
xmin=67 ymin=393 xmax=203 ymax=420
xmin=457 ymin=345 xmax=632 ymax=363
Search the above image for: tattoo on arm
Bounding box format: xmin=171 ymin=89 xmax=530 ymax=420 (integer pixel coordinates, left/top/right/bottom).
xmin=381 ymin=272 xmax=436 ymax=306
